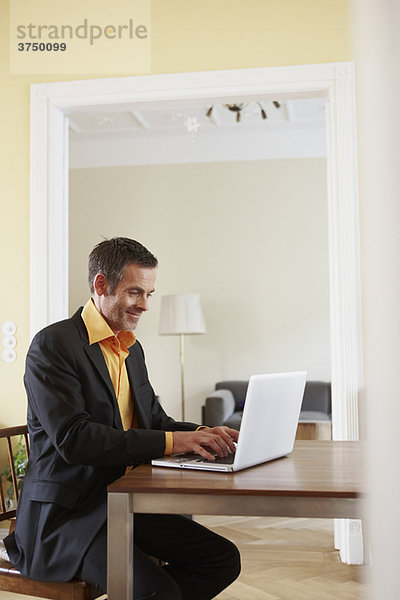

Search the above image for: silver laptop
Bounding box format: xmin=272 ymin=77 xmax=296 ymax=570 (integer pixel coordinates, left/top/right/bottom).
xmin=152 ymin=371 xmax=307 ymax=472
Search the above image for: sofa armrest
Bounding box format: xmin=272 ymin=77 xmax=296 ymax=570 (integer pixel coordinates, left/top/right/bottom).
xmin=204 ymin=390 xmax=236 ymax=427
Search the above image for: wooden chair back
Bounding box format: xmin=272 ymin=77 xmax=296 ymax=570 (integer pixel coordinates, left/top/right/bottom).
xmin=0 ymin=425 xmax=101 ymax=600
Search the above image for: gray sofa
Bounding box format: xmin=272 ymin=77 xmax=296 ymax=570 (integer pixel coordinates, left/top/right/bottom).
xmin=202 ymin=380 xmax=331 ymax=431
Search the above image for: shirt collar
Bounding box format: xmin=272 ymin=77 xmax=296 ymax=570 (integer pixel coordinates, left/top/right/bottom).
xmin=81 ymin=298 xmax=136 ymax=348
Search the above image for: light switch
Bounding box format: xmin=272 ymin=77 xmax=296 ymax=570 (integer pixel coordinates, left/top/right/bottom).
xmin=2 ymin=321 xmax=16 ymax=336
xmin=2 ymin=336 xmax=16 ymax=349
xmin=2 ymin=321 xmax=17 ymax=363
xmin=2 ymin=349 xmax=16 ymax=363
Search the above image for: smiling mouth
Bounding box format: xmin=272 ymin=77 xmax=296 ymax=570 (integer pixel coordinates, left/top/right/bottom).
xmin=127 ymin=312 xmax=140 ymax=319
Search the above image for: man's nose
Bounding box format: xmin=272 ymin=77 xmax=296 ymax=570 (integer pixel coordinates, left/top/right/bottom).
xmin=137 ymin=295 xmax=149 ymax=311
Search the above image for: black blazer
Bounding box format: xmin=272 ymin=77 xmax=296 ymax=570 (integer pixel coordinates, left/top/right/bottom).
xmin=5 ymin=308 xmax=197 ymax=582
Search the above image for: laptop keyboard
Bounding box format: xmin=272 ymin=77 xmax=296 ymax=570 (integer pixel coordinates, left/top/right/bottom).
xmin=198 ymin=453 xmax=235 ymax=465
xmin=168 ymin=453 xmax=235 ymax=465
xmin=209 ymin=454 xmax=235 ymax=465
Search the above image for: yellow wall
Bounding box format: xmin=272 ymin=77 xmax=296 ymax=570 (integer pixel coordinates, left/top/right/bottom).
xmin=0 ymin=0 xmax=351 ymax=425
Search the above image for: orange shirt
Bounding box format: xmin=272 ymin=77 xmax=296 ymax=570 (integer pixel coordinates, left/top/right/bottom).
xmin=82 ymin=298 xmax=135 ymax=430
xmin=81 ymin=298 xmax=173 ymax=454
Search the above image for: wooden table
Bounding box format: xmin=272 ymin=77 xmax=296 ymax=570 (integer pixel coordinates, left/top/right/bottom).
xmin=107 ymin=441 xmax=365 ymax=600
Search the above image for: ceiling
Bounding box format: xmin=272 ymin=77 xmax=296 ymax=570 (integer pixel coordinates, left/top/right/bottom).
xmin=69 ymin=98 xmax=328 ymax=168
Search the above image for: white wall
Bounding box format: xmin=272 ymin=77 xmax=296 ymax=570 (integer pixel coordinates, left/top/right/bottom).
xmin=69 ymin=158 xmax=330 ymax=421
xmin=354 ymin=1 xmax=400 ymax=597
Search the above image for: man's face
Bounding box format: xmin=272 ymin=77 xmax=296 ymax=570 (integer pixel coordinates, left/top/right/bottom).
xmin=95 ymin=263 xmax=156 ymax=335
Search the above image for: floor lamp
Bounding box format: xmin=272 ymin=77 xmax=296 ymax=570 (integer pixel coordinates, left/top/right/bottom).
xmin=159 ymin=294 xmax=206 ymax=421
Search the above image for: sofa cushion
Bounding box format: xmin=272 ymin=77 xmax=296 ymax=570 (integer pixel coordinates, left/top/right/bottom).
xmin=301 ymin=381 xmax=331 ymax=415
xmin=216 ymin=381 xmax=248 ymax=411
xmin=299 ymin=410 xmax=331 ymax=422
xmin=224 ymin=411 xmax=243 ymax=431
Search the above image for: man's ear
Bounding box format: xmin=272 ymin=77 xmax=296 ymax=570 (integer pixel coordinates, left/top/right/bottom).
xmin=93 ymin=273 xmax=109 ymax=297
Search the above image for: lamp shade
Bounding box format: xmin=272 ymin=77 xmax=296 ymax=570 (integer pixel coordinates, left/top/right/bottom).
xmin=159 ymin=294 xmax=206 ymax=335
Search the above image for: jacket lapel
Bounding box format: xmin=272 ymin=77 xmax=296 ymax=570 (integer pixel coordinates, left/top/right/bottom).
xmin=83 ymin=343 xmax=115 ymax=400
xmin=125 ymin=351 xmax=150 ymax=429
xmin=72 ymin=308 xmax=123 ymax=429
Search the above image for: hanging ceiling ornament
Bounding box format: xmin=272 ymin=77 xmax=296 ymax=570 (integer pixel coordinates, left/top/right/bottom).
xmin=223 ymin=103 xmax=248 ymax=122
xmin=206 ymin=101 xmax=280 ymax=123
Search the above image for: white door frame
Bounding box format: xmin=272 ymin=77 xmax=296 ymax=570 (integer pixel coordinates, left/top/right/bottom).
xmin=30 ymin=62 xmax=363 ymax=562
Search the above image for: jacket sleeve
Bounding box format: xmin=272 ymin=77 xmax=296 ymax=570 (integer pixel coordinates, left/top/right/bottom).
xmin=25 ymin=326 xmax=168 ymax=466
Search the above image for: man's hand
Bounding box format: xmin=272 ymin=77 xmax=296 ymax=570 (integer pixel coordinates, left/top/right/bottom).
xmin=172 ymin=426 xmax=239 ymax=461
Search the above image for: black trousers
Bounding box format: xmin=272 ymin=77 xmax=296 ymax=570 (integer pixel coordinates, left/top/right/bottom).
xmin=78 ymin=514 xmax=241 ymax=600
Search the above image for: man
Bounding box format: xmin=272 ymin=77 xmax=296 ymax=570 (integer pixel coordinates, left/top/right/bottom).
xmin=5 ymin=237 xmax=240 ymax=600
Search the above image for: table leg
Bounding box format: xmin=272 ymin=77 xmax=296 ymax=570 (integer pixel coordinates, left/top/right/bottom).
xmin=108 ymin=492 xmax=134 ymax=600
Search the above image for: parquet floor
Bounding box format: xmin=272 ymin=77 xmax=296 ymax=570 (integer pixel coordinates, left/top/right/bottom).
xmin=195 ymin=516 xmax=368 ymax=600
xmin=1 ymin=517 xmax=368 ymax=599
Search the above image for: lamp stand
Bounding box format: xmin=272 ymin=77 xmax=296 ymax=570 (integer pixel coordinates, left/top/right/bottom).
xmin=179 ymin=334 xmax=185 ymax=421
xmin=159 ymin=294 xmax=206 ymax=422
